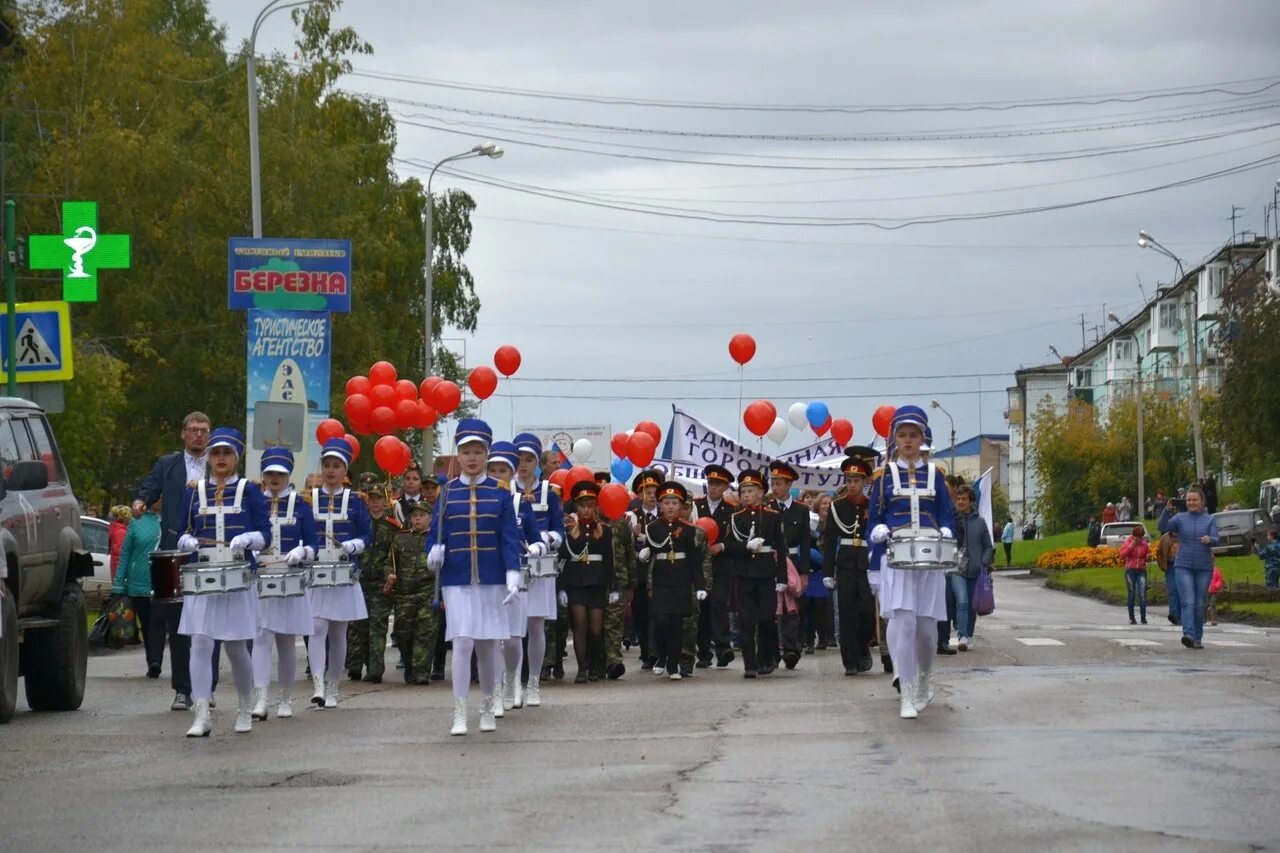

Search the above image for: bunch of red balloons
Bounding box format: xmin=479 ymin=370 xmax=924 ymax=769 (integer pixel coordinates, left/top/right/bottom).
xmin=343 ymin=361 xmax=445 ymax=437
xmin=610 ymin=420 xmax=662 ymax=468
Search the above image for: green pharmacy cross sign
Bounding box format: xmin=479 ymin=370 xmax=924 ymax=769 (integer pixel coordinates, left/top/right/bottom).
xmin=28 ymin=201 xmax=131 ymax=302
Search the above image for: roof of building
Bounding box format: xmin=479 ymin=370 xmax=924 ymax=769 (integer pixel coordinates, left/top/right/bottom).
xmin=930 ymin=434 xmax=1010 ymax=458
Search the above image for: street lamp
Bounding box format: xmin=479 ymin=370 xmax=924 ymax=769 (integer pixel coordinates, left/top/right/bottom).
xmin=929 ymin=400 xmax=956 ymax=478
xmin=421 ymin=142 xmax=504 ymax=472
xmin=1108 ymin=312 xmax=1145 ymax=518
xmin=1138 ymin=229 xmax=1204 ymax=481
xmin=247 ymin=0 xmax=317 ymax=238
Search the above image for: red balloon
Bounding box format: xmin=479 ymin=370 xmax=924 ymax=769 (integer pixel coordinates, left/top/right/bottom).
xmin=420 ymin=375 xmax=442 ymax=400
xmin=566 ymin=465 xmax=593 ymax=492
xmin=314 ymin=418 xmax=345 ymax=446
xmin=830 ymin=417 xmax=854 ymax=448
xmin=695 ymin=516 xmax=719 ymax=546
xmin=415 ymin=400 xmax=439 ymax=429
xmin=635 ymin=420 xmax=662 ymax=445
xmin=343 ymin=434 xmax=360 ymax=462
xmin=494 ymin=345 xmax=522 ymax=378
xmin=743 ymin=400 xmax=774 ymax=437
xmin=369 ymin=360 xmax=397 ymax=386
xmin=761 ymin=400 xmax=777 ymax=423
xmin=872 ymin=405 xmax=897 ymax=438
xmin=598 ymin=483 xmax=630 ymax=520
xmin=370 ymin=384 xmax=397 ymax=408
xmin=432 ymin=380 xmax=462 ymax=415
xmin=350 ymin=418 xmax=372 ymax=437
xmin=814 ymin=415 xmax=832 ymax=437
xmin=626 ymin=431 xmax=657 ymax=467
xmin=468 ymin=365 xmax=498 ymax=401
xmin=609 ymin=432 xmax=629 ymax=459
xmin=344 ymin=393 xmax=372 ymax=423
xmin=398 ymin=438 xmax=414 ymax=470
xmin=728 ymin=333 xmax=757 ymax=366
xmin=394 ymin=379 xmax=419 ymax=402
xmin=345 ymin=375 xmax=371 ymax=397
xmin=394 ymin=398 xmax=419 ymax=430
xmin=548 ymin=468 xmax=570 ymax=493
xmin=371 ymin=406 xmax=397 ymax=436
xmin=374 ymin=435 xmax=403 ymax=474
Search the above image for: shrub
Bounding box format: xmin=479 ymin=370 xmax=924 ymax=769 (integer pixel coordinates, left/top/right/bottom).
xmin=1036 ymin=547 xmax=1123 ymax=570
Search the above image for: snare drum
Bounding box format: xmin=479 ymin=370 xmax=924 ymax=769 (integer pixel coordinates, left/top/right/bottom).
xmin=149 ymin=550 xmax=191 ymax=599
xmin=308 ymin=559 xmax=356 ymax=588
xmin=527 ymin=554 xmax=559 ymax=579
xmin=257 ymin=567 xmax=308 ymax=598
xmin=886 ymin=528 xmax=958 ymax=572
xmin=180 ymin=561 xmax=253 ymax=595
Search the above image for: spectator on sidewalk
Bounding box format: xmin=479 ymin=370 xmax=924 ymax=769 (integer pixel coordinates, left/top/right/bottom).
xmin=1001 ymin=517 xmax=1016 ymax=567
xmin=111 ymin=502 xmax=164 ymax=677
xmin=1117 ymin=496 xmax=1133 ymax=523
xmin=107 ymin=505 xmax=130 ymax=581
xmin=1118 ymin=524 xmax=1150 ymax=625
xmin=1102 ymin=503 xmax=1118 ymax=524
xmin=1158 ymin=486 xmax=1219 ymax=649
xmin=1087 ymin=516 xmax=1102 ymax=548
xmin=1256 ymin=530 xmax=1280 ymax=590
xmin=1206 ymin=565 xmax=1224 ymax=626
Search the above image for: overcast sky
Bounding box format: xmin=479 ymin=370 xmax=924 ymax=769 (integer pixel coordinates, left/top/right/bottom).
xmin=213 ymin=0 xmax=1280 ymax=455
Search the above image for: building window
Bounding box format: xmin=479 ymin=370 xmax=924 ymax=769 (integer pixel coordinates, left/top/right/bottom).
xmin=1075 ymin=367 xmax=1092 ymax=388
xmin=1158 ymin=302 xmax=1178 ymax=329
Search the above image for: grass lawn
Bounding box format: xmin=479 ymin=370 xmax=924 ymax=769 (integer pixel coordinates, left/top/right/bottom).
xmin=1221 ymin=601 xmax=1280 ymax=621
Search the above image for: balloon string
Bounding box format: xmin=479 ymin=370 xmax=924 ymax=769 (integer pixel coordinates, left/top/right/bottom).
xmin=737 ymin=365 xmax=744 ymax=444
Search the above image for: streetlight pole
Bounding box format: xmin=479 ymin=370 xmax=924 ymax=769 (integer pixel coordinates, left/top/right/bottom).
xmin=421 ymin=143 xmax=503 ymax=473
xmin=1139 ymin=230 xmax=1204 ymax=481
xmin=929 ymin=400 xmax=956 ymax=478
xmin=247 ymin=0 xmax=316 ymax=238
xmin=1109 ymin=314 xmax=1145 ymax=519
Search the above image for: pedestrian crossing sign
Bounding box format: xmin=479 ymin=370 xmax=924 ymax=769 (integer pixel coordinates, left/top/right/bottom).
xmin=0 ymin=301 xmax=73 ymax=383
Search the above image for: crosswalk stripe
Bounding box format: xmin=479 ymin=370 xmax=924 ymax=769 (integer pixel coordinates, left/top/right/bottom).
xmin=1111 ymin=638 xmax=1162 ymax=647
xmin=1204 ymin=640 xmax=1256 ymax=647
xmin=1015 ymin=637 xmax=1065 ymax=646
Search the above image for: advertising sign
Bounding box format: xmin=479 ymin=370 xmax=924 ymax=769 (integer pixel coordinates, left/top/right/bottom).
xmin=228 ymin=237 xmax=352 ymax=313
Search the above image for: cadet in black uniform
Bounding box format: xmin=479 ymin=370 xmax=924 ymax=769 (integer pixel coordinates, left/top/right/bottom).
xmin=693 ymin=464 xmax=736 ymax=668
xmin=722 ymin=470 xmax=787 ymax=678
xmin=629 ymin=469 xmax=663 ymax=669
xmin=822 ymin=449 xmax=878 ymax=676
xmin=767 ymin=462 xmax=811 ymax=670
xmin=638 ymin=481 xmax=710 ymax=681
xmin=557 ymin=481 xmax=618 ymax=684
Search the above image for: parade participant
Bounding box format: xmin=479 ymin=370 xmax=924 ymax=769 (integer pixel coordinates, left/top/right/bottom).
xmin=428 ymin=419 xmax=524 ymax=736
xmin=388 ymin=501 xmax=437 ymax=684
xmin=250 ymin=448 xmax=318 ymax=722
xmin=722 ymin=470 xmax=787 ymax=678
xmin=175 ymin=427 xmax=271 ymax=737
xmin=594 ymin=471 xmax=611 ymax=485
xmin=630 ymin=469 xmax=663 ymax=669
xmin=767 ymin=462 xmax=811 ymax=670
xmin=694 ymin=465 xmax=736 ymax=669
xmin=822 ymin=450 xmax=877 ymax=676
xmin=345 ymin=484 xmax=397 ymax=684
xmin=307 ymin=438 xmax=372 ymax=710
xmin=603 ymin=506 xmax=636 ymax=680
xmin=557 ymin=481 xmax=620 ymax=682
xmin=511 ymin=432 xmax=565 ymax=706
xmin=867 ymin=406 xmax=956 ymax=720
xmin=637 ymin=481 xmax=709 ymax=680
xmin=395 ymin=463 xmax=427 ymax=525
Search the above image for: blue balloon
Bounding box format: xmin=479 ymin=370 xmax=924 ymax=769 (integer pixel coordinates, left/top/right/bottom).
xmin=805 ymin=400 xmax=830 ymax=429
xmin=611 ymin=457 xmax=634 ymax=483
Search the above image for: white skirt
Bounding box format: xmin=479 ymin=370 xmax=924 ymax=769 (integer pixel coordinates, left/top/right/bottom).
xmin=878 ymin=554 xmax=947 ymax=621
xmin=179 ymin=588 xmax=260 ymax=641
xmin=259 ymin=591 xmax=314 ymax=635
xmin=505 ymin=590 xmax=528 ymax=637
xmin=526 ymin=575 xmax=558 ymax=619
xmin=443 ymin=584 xmax=509 ymax=641
xmin=310 ymin=583 xmax=368 ymax=622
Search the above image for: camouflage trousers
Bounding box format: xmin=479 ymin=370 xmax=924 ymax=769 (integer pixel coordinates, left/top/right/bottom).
xmin=346 ymin=589 xmax=393 ymax=678
xmin=394 ymin=589 xmax=438 ymax=684
xmin=604 ymin=597 xmax=626 ymax=666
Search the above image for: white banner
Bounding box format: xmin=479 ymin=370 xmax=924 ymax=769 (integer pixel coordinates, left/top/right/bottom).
xmin=662 ymin=407 xmax=848 ymax=492
xmin=514 ymin=423 xmax=612 ymax=472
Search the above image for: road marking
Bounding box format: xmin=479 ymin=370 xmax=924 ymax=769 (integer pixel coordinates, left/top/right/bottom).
xmin=1111 ymin=638 xmax=1162 ymax=647
xmin=1001 ymin=570 xmax=1032 ymax=577
xmin=1016 ymin=637 xmax=1065 ymax=646
xmin=1204 ymin=640 xmax=1256 ymax=647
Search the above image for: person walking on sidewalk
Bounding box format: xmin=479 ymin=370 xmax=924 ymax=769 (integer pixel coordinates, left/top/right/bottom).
xmin=1118 ymin=524 xmax=1150 ymax=625
xmin=1001 ymin=518 xmax=1016 ymax=567
xmin=1157 ymin=486 xmax=1219 ymax=649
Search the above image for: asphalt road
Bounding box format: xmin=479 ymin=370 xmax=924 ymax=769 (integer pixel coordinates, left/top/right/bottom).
xmin=3 ymin=573 xmax=1279 ymax=852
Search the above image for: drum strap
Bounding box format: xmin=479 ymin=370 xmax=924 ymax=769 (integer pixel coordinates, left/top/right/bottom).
xmin=312 ymin=488 xmax=351 ymax=548
xmin=889 ymin=462 xmax=935 ymax=531
xmin=268 ymin=490 xmax=298 ymax=554
xmin=197 ymin=478 xmax=247 ymax=546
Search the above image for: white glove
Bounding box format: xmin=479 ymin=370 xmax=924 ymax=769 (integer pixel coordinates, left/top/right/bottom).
xmin=177 ymin=534 xmax=199 ymax=553
xmin=870 ymin=524 xmax=890 ymax=544
xmin=696 ymin=590 xmax=708 ymax=602
xmin=940 ymin=527 xmax=954 ymax=539
xmin=638 ymin=547 xmax=651 ymax=562
xmin=229 ymin=533 xmax=253 ymax=552
xmin=746 ymin=537 xmax=764 ymax=552
xmin=822 ymin=576 xmax=836 ymax=590
xmin=340 ymin=539 xmax=365 ymax=556
xmin=558 ymin=590 xmax=569 ymax=608
xmin=427 ymin=544 xmax=445 ymax=570
xmin=305 ymin=546 xmax=317 ymax=562
xmin=608 ymin=591 xmax=620 ymax=605
xmin=503 ymin=570 xmax=521 ymax=605
xmin=774 ymin=583 xmax=787 ymax=593
xmin=527 ymin=541 xmax=547 ymax=559
xmin=285 ymin=545 xmax=308 ymax=566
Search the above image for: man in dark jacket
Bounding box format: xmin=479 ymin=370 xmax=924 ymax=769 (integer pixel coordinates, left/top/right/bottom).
xmin=133 ymin=411 xmax=219 ymax=711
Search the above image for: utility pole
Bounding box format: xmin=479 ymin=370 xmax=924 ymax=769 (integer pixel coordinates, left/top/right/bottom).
xmin=1230 ymin=205 xmax=1243 ymax=244
xmin=1185 ymin=293 xmax=1205 ymax=481
xmin=1080 ymin=314 xmax=1087 ymax=349
xmin=3 ymin=198 xmax=15 ymax=396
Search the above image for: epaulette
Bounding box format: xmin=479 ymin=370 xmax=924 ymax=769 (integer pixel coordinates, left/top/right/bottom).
xmin=761 ymin=506 xmax=779 ymax=514
xmin=298 ymin=491 xmax=314 ymax=505
xmin=869 ymin=468 xmax=887 ymax=483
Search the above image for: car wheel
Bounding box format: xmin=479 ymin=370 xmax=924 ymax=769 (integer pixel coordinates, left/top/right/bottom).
xmin=0 ymin=589 xmax=17 ymax=723
xmin=24 ymin=583 xmax=87 ymax=712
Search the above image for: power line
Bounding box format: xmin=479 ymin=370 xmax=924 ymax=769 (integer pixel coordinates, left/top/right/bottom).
xmin=493 ymin=389 xmax=1008 ymax=400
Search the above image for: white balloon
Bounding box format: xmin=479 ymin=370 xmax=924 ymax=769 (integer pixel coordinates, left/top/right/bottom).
xmin=572 ymin=438 xmax=593 ymax=462
xmin=787 ymin=402 xmax=809 ymax=430
xmin=767 ymin=417 xmax=788 ymax=445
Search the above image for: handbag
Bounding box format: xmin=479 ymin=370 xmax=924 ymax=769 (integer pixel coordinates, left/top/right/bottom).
xmin=973 ymin=566 xmax=995 ymax=616
xmin=91 ymin=594 xmax=141 ymax=650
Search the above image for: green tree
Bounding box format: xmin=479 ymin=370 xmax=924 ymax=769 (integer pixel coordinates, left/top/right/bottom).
xmin=1217 ymin=264 xmax=1280 ymax=501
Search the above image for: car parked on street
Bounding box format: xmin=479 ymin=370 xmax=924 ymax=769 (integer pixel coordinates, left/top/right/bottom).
xmin=1099 ymin=522 xmax=1140 ymax=549
xmin=1212 ymin=509 xmax=1277 ymax=557
xmin=79 ymin=515 xmax=112 ymax=594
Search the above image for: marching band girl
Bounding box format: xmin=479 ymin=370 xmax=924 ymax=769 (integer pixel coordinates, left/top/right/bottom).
xmin=307 ymin=438 xmax=371 ymax=710
xmin=175 ymin=427 xmax=271 ymax=737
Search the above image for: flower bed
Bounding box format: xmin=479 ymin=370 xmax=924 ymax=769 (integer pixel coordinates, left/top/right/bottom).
xmin=1035 ymin=547 xmax=1123 ymax=570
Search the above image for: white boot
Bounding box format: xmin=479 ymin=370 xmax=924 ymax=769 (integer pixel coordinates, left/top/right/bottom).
xmin=915 ymin=670 xmax=935 ymax=712
xmin=234 ymin=694 xmax=253 ymax=734
xmin=512 ymin=678 xmax=524 ymax=709
xmin=250 ymin=686 xmax=269 ymax=721
xmin=492 ymin=680 xmax=505 ymax=719
xmin=324 ymin=680 xmax=339 ymax=709
xmin=525 ymin=676 xmax=541 ymax=707
xmin=276 ymin=687 xmax=293 ymax=719
xmin=479 ymin=694 xmax=497 ymax=732
xmin=186 ymin=699 xmax=212 ymax=737
xmin=899 ymin=682 xmax=919 ymax=720
xmin=450 ymin=698 xmax=468 ymax=736
xmin=501 ymin=673 xmax=516 ymax=711
xmin=311 ymin=673 xmax=325 ymax=708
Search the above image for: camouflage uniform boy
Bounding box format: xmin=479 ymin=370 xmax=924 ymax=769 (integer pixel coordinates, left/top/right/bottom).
xmin=388 ymin=501 xmax=437 ymax=684
xmin=603 ymin=516 xmax=636 ymax=679
xmin=346 ymin=487 xmax=398 ymax=682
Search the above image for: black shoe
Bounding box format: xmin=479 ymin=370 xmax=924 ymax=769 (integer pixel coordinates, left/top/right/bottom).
xmin=639 ymin=660 xmax=653 ymax=672
xmin=783 ymin=652 xmax=799 ymax=670
xmin=743 ymin=669 xmax=757 ymax=679
xmin=892 ymin=677 xmax=900 ymax=694
xmin=365 ymin=673 xmax=382 ymax=684
xmin=804 ymin=645 xmax=815 ymax=655
xmin=715 ymin=651 xmax=735 ymax=668
xmin=695 ymin=656 xmax=712 ymax=669
xmin=606 ymin=663 xmax=625 ymax=680
xmin=937 ymin=646 xmax=958 ymax=656
xmin=552 ymin=664 xmax=565 ymax=680
xmin=816 ymin=642 xmax=828 ymax=650
xmin=430 ymin=670 xmax=445 ymax=682
xmin=588 ymin=671 xmax=601 ymax=682
xmin=1141 ymin=618 xmax=1148 ymax=625
xmin=147 ymin=664 xmax=162 ymax=679
xmin=857 ymin=652 xmax=874 ymax=673
xmin=1130 ymin=618 xmax=1137 ymax=625
xmin=540 ymin=666 xmax=553 ymax=680
xmin=411 ymin=675 xmax=431 ymax=685
xmin=680 ymin=666 xmax=693 ymax=678
xmin=170 ymin=692 xmax=192 ymax=711
xmin=404 ymin=668 xmax=414 ymax=684
xmin=882 ymin=655 xmax=894 ymax=674
xmin=759 ymin=663 xmax=776 ymax=676
xmin=574 ymin=672 xmax=589 ymax=684
xmin=844 ymin=668 xmax=858 ymax=676
xmin=1168 ymin=614 xmax=1181 ymax=626
xmin=395 ymin=659 xmax=406 ymax=670
xmin=348 ymin=668 xmax=363 ymax=682
xmin=1181 ymin=635 xmax=1195 ymax=648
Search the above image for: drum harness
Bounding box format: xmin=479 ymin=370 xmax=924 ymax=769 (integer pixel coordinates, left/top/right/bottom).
xmin=312 ymin=487 xmax=358 ymax=580
xmin=196 ymin=478 xmax=248 ymax=561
